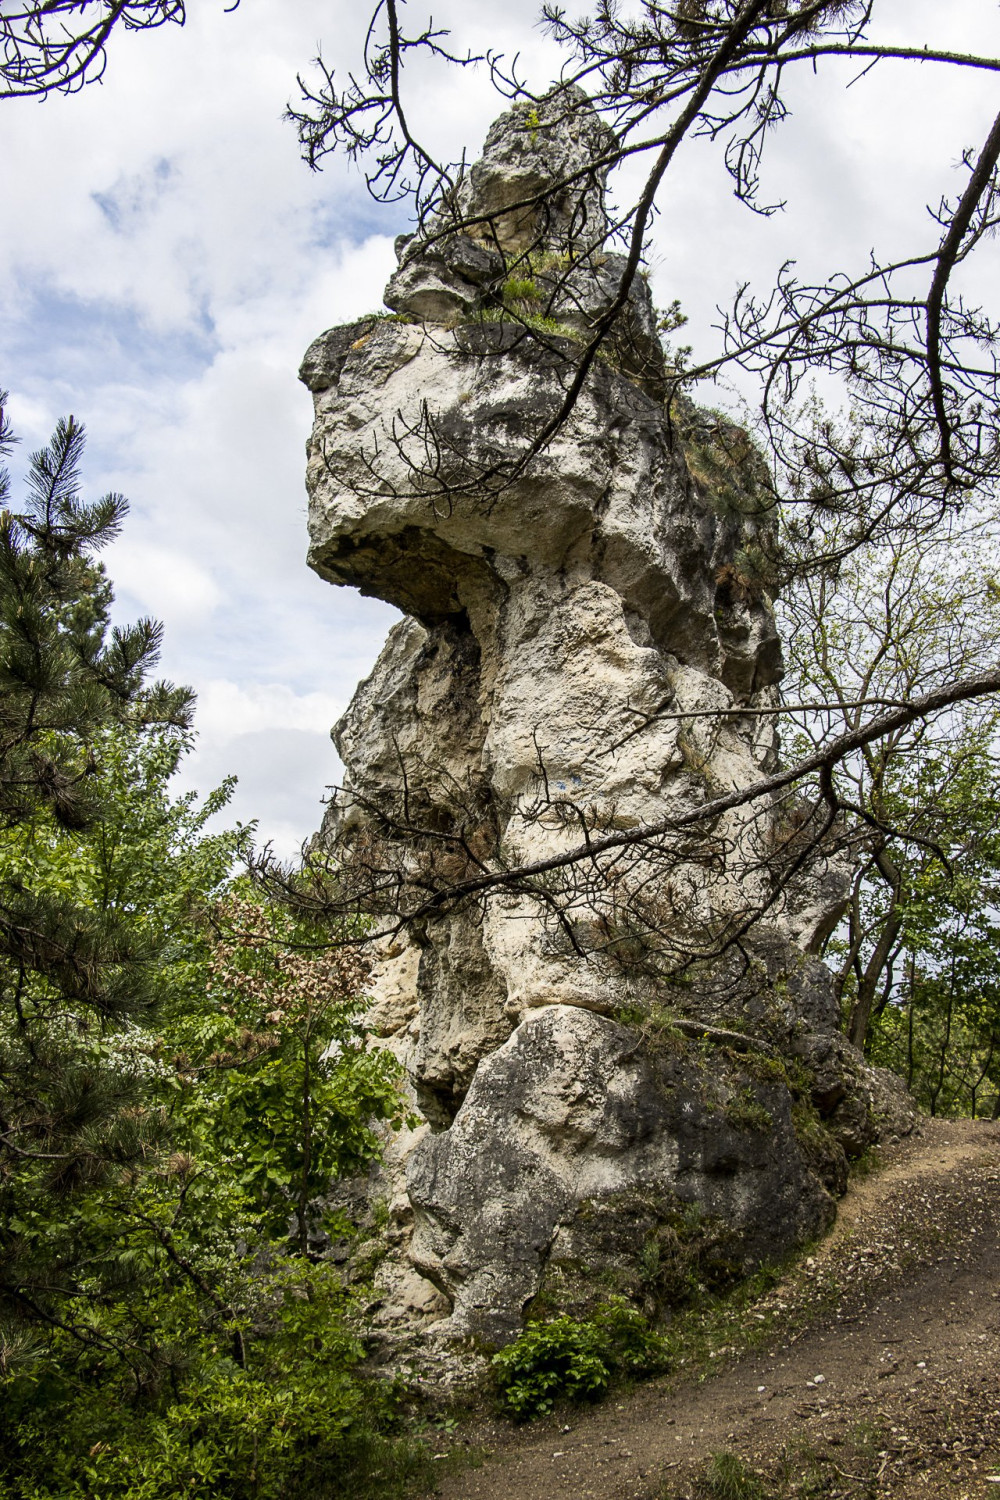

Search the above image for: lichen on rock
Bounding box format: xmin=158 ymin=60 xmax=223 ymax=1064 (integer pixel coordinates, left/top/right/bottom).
xmin=299 ymin=88 xmax=914 ymax=1355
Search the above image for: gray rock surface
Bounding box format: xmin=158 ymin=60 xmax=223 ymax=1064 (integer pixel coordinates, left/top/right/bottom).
xmin=407 ymin=1004 xmax=834 ymax=1343
xmin=453 ymin=84 xmax=615 ymax=253
xmin=299 ymin=89 xmax=913 ymax=1349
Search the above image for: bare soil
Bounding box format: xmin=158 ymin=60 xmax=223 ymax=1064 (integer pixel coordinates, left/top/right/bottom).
xmin=431 ymin=1118 xmax=1000 ymax=1500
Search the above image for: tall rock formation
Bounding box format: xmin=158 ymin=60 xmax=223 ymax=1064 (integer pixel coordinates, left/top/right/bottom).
xmin=299 ymin=90 xmax=912 ymax=1349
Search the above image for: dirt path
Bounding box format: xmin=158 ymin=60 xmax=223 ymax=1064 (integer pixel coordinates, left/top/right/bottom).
xmin=433 ymin=1119 xmax=1000 ymax=1500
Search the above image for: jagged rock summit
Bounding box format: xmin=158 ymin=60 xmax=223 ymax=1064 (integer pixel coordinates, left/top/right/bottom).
xmin=299 ymin=89 xmax=913 ymax=1351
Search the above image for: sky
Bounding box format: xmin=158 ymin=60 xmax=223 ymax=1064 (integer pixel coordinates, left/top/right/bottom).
xmin=1 ymin=0 xmax=998 ymax=855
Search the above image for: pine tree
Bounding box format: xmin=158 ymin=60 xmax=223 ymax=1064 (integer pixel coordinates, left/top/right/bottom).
xmin=0 ymin=394 xmax=193 ymax=1357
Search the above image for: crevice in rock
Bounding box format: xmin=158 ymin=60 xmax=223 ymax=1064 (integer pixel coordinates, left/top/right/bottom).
xmin=413 ymin=1077 xmax=468 ymax=1132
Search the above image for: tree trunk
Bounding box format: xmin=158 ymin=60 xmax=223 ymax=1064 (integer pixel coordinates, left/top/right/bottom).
xmin=847 ymin=847 xmax=905 ymax=1052
xmin=906 ymin=954 xmax=916 ymax=1091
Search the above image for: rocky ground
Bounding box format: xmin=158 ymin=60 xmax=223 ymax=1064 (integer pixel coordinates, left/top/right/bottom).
xmin=427 ymin=1118 xmax=1000 ymax=1500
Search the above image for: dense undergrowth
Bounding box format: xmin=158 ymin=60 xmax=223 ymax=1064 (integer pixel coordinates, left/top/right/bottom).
xmin=487 ymin=1242 xmax=823 ymax=1428
xmin=1 ymin=1264 xmax=435 ymax=1500
xmin=492 ymin=1297 xmax=674 ymax=1418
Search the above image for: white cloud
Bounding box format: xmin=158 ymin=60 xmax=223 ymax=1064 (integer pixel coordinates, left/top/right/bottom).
xmin=111 ymin=539 xmax=224 ymax=624
xmin=193 ymin=681 xmax=342 ymax=739
xmin=170 ymin=688 xmax=353 ymax=859
xmin=174 ymin=723 xmax=344 ymax=861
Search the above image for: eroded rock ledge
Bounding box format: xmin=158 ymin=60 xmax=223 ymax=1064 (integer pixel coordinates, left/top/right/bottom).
xmin=300 ymin=88 xmax=914 ymax=1354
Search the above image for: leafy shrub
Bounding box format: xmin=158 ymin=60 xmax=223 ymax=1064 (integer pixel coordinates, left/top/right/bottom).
xmin=591 ymin=1297 xmax=673 ymax=1377
xmin=492 ymin=1299 xmax=672 ymax=1419
xmin=492 ymin=1316 xmax=610 ymax=1418
xmin=3 ymin=1372 xmax=430 ymax=1500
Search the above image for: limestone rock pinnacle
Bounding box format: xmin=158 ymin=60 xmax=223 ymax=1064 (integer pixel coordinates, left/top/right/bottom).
xmin=299 ymin=89 xmax=914 ymax=1350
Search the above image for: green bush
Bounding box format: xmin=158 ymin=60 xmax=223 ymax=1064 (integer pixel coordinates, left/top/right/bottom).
xmin=492 ymin=1299 xmax=672 ymax=1419
xmin=591 ymin=1298 xmax=673 ymax=1377
xmin=492 ymin=1316 xmax=610 ymax=1418
xmin=3 ymin=1375 xmax=431 ymax=1500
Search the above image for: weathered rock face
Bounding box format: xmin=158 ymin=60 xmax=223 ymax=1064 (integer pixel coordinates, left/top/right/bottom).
xmin=407 ymin=1004 xmax=834 ymax=1342
xmin=301 ymin=91 xmax=914 ymax=1347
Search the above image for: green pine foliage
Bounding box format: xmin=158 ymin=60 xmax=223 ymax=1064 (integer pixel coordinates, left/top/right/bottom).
xmin=0 ymin=401 xmax=199 ymax=1352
